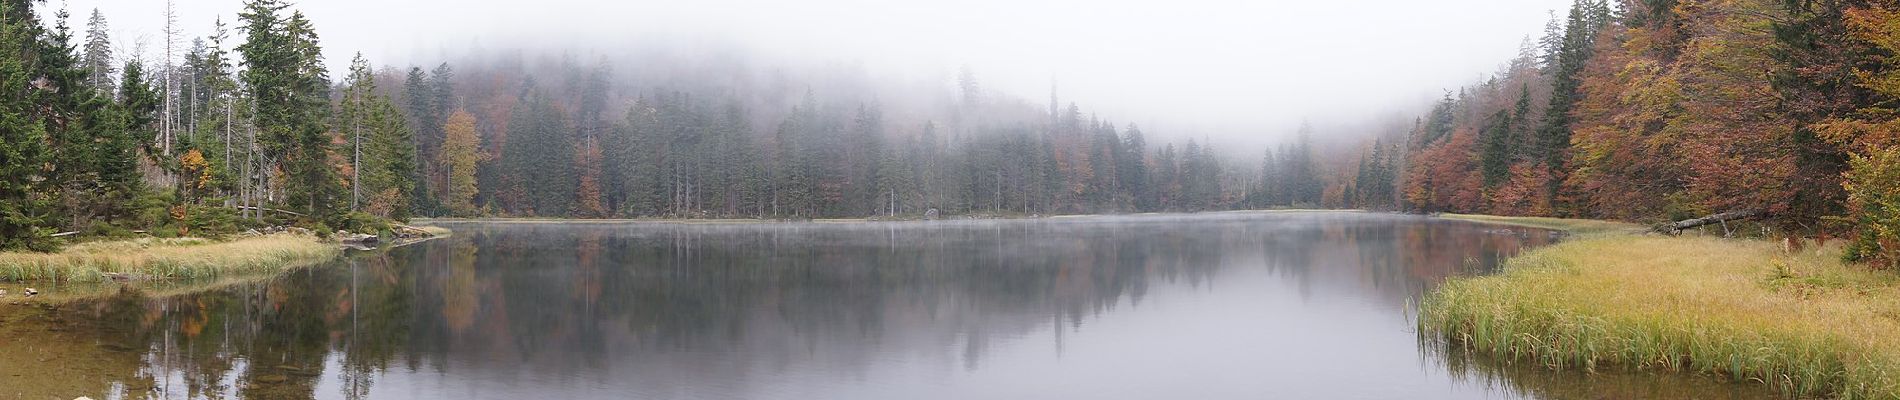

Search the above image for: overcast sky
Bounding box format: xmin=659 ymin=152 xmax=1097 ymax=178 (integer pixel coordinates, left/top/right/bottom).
xmin=49 ymin=0 xmax=1571 ymax=144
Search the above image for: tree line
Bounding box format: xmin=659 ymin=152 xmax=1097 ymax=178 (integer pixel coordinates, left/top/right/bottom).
xmin=0 ymin=0 xmax=1338 ymax=251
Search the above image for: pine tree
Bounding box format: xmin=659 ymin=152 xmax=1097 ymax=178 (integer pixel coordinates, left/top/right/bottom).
xmin=333 ymin=54 xmax=419 ymax=220
xmin=1479 ymin=109 xmax=1514 ymax=187
xmin=341 ymin=53 xmax=374 ymax=211
xmin=1421 ymin=94 xmax=1456 ymax=146
xmin=1155 ymin=144 xmax=1179 ymax=210
xmin=239 ymin=0 xmax=339 ymax=220
xmin=80 ymin=8 xmax=112 ymax=92
xmin=1257 ymin=148 xmax=1280 ymax=207
xmin=198 ymin=17 xmax=239 ymax=181
xmin=365 ymin=99 xmax=415 ymax=219
xmin=0 ymin=0 xmax=54 ymax=250
xmin=850 ymin=104 xmax=885 ymax=213
xmin=1536 ymin=0 xmax=1610 ymax=213
xmin=1120 ymin=124 xmax=1153 ymax=211
xmin=101 ymin=63 xmax=152 ymax=199
xmin=419 ymin=62 xmax=454 ymax=214
xmin=499 ymin=83 xmax=575 ymax=216
xmin=1766 ymin=0 xmax=1868 ymax=232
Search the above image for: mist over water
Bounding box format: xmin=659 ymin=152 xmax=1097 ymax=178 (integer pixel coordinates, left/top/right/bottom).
xmin=1 ymin=213 xmax=1777 ymax=399
xmin=56 ymin=0 xmax=1571 ymax=149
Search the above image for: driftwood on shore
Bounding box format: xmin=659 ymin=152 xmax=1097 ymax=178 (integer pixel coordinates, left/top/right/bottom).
xmin=1652 ymin=209 xmax=1766 ymax=235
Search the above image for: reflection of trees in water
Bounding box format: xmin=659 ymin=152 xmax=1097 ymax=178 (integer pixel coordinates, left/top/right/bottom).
xmin=35 ymin=213 xmax=1578 ymax=399
xmin=1250 ymin=215 xmax=1554 ymax=308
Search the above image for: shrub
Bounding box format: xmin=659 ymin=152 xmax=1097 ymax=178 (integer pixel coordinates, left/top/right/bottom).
xmin=330 ymin=211 xmax=390 ymax=235
xmin=182 ymin=204 xmax=245 ymax=238
xmin=128 ymin=191 xmax=176 ymax=232
xmin=1845 ymin=147 xmax=1900 ymax=268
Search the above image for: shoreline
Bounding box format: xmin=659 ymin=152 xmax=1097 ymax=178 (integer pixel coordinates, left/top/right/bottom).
xmin=1420 ymin=214 xmax=1899 ymax=398
xmin=411 ymin=209 xmax=1372 ymax=225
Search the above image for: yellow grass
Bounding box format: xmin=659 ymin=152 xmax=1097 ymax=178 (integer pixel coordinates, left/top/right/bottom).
xmin=1439 ymin=213 xmax=1646 ymax=237
xmin=416 ymin=226 xmax=453 ymax=236
xmin=1421 ymin=233 xmax=1900 ymax=398
xmin=0 ymin=233 xmax=338 ymax=282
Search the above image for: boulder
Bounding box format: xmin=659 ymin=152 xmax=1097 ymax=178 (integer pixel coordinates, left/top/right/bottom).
xmin=338 ymin=232 xmax=379 ymax=245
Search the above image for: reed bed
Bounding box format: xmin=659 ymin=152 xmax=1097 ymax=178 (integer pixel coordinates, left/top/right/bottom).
xmin=1421 ymin=234 xmax=1900 ymax=398
xmin=0 ymin=234 xmax=339 ymax=282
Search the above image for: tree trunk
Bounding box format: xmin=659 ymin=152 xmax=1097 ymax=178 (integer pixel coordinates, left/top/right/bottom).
xmin=1652 ymin=209 xmax=1766 ymax=235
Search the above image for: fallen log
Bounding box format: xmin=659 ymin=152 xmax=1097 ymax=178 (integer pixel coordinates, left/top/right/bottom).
xmin=1653 ymin=209 xmax=1766 ymax=235
xmin=233 ymin=205 xmax=309 ymax=217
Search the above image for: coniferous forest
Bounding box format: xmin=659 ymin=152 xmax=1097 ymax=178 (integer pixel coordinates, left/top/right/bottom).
xmin=3 ymin=0 xmax=1900 ymax=267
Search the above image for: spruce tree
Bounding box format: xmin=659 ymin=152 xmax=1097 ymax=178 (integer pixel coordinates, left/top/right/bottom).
xmin=500 ymin=83 xmax=575 ymax=216
xmin=1120 ymin=124 xmax=1153 ymax=211
xmin=1536 ymin=0 xmax=1610 ymax=213
xmin=1479 ymin=109 xmax=1514 ymax=187
xmin=0 ymin=0 xmax=54 ymax=250
xmin=80 ymin=8 xmax=112 ymax=92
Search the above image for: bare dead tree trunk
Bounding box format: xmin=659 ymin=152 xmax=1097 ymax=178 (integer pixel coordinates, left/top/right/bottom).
xmin=1653 ymin=209 xmax=1766 ymax=235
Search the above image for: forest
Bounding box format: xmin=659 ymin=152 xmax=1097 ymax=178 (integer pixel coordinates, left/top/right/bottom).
xmin=0 ymin=0 xmax=1313 ymax=253
xmin=1330 ymin=0 xmax=1900 ymax=267
xmin=2 ymin=0 xmax=1898 ymax=267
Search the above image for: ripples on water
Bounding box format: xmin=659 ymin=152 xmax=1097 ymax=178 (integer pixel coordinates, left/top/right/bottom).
xmin=0 ymin=212 xmax=1776 ymax=399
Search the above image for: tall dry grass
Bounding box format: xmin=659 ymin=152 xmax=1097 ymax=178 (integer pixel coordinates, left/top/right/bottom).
xmin=1421 ymin=235 xmax=1900 ymax=398
xmin=0 ymin=234 xmax=338 ymax=282
xmin=1439 ymin=213 xmax=1646 ymax=237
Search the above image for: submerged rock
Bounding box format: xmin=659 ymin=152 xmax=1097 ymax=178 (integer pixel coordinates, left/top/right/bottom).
xmin=101 ymin=272 xmax=148 ymax=282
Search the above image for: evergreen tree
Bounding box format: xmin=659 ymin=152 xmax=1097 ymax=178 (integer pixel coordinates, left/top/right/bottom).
xmin=239 ymin=0 xmax=339 ymax=219
xmin=850 ymin=104 xmax=885 ymax=214
xmin=80 ymin=8 xmax=111 ymax=92
xmin=1119 ymin=124 xmax=1153 ymax=211
xmin=1479 ymin=109 xmax=1514 ymax=187
xmin=102 ymin=63 xmax=153 ymax=199
xmin=1536 ymin=0 xmax=1610 ymax=212
xmin=341 ymin=53 xmax=374 ymax=211
xmin=339 ymin=54 xmax=417 ymax=219
xmin=1155 ymin=144 xmax=1179 ymax=210
xmin=1421 ymin=94 xmax=1456 ymax=146
xmin=1766 ymin=0 xmax=1869 ymax=232
xmin=0 ymin=0 xmax=54 ymax=250
xmin=499 ymin=83 xmax=575 ymax=216
xmin=196 ymin=17 xmax=240 ymax=181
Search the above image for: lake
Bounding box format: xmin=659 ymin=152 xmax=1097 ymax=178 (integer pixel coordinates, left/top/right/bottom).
xmin=0 ymin=212 xmax=1775 ymax=399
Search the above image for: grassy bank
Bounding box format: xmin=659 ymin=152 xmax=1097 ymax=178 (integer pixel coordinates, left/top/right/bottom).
xmin=1420 ymin=222 xmax=1900 ymax=398
xmin=1439 ymin=213 xmax=1645 ymax=237
xmin=0 ymin=234 xmax=339 ymax=282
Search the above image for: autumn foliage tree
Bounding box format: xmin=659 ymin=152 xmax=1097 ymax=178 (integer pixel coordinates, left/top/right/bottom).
xmin=1824 ymin=3 xmax=1900 ymax=266
xmin=438 ymin=110 xmax=482 ymax=217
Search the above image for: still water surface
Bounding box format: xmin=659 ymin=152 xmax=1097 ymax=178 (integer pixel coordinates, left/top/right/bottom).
xmin=1 ymin=212 xmax=1777 ymax=399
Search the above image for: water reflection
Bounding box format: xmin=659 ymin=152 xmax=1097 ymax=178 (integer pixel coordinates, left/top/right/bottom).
xmin=0 ymin=212 xmax=1771 ymax=399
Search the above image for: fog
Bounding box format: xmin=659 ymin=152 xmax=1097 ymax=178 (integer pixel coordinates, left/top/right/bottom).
xmin=53 ymin=0 xmax=1568 ymax=148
